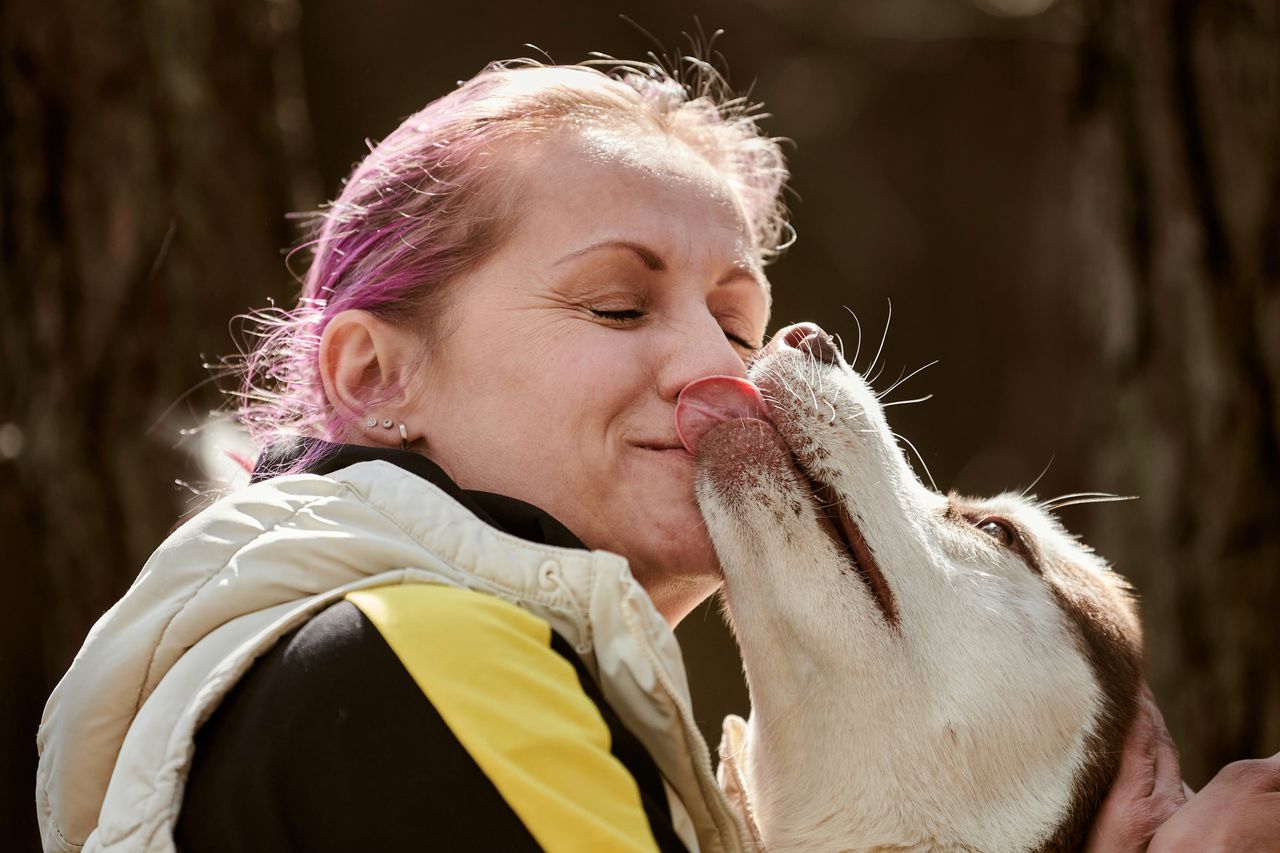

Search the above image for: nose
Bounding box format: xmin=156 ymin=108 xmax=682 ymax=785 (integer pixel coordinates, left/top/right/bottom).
xmin=657 ymin=307 xmax=755 ymax=402
xmin=772 ymin=322 xmax=840 ymax=365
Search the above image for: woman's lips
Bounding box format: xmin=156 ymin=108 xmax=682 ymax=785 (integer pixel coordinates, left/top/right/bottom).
xmin=675 ymin=376 xmax=773 ymax=453
xmin=640 ymin=445 xmax=693 ymax=457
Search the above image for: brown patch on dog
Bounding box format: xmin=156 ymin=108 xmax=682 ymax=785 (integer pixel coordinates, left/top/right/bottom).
xmin=1034 ymin=555 xmax=1143 ymax=852
xmin=943 ymin=493 xmax=1144 ymax=850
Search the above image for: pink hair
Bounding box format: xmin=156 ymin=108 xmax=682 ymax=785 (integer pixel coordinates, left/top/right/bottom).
xmin=233 ymin=58 xmax=792 ymax=475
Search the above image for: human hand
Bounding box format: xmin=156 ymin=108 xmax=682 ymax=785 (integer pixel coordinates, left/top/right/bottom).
xmin=1085 ymin=685 xmax=1187 ymax=852
xmin=1148 ymin=751 xmax=1280 ymax=852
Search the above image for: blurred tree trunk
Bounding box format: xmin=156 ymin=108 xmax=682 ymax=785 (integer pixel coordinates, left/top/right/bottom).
xmin=0 ymin=0 xmax=317 ymax=845
xmin=1070 ymin=0 xmax=1280 ymax=786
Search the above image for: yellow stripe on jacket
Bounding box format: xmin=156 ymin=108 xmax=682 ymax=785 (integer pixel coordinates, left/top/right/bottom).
xmin=346 ymin=584 xmax=662 ymax=853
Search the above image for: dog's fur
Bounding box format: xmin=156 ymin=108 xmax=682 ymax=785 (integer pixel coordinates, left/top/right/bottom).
xmin=692 ymin=331 xmax=1143 ymax=852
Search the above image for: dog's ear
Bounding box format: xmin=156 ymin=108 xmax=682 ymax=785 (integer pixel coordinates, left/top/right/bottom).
xmin=717 ymin=714 xmax=766 ymax=851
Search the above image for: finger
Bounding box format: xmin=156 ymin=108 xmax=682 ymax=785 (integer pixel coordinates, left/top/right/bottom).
xmin=1258 ymin=751 xmax=1280 ymax=791
xmin=1145 ymin=695 xmax=1186 ymax=807
xmin=1113 ymin=693 xmax=1158 ymax=798
xmin=1084 ymin=702 xmax=1159 ymax=853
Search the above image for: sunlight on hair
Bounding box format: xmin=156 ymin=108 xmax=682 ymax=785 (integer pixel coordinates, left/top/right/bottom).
xmin=190 ymin=418 xmax=257 ymax=491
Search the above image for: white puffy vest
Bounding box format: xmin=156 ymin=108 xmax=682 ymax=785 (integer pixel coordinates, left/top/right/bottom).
xmin=35 ymin=461 xmax=749 ymax=853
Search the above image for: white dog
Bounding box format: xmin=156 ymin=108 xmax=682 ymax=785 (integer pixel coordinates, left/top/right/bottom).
xmin=676 ymin=323 xmax=1143 ymax=852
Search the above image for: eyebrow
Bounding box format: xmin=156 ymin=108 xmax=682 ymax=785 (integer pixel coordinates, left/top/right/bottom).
xmin=553 ymin=239 xmax=766 ymax=289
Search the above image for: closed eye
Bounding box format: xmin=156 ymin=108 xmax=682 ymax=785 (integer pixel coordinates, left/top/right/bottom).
xmin=590 ymin=308 xmax=645 ymax=321
xmin=589 ymin=307 xmax=760 ymax=352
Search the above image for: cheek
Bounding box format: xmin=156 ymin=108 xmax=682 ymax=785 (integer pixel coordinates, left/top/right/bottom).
xmin=423 ymin=309 xmax=662 ymax=474
xmin=479 ymin=351 xmax=645 ymax=469
xmin=522 ymin=330 xmax=654 ymax=420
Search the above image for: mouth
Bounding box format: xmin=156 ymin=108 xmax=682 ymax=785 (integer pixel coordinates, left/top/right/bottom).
xmin=791 ymin=454 xmax=900 ymax=630
xmin=637 ymin=443 xmax=694 ymax=458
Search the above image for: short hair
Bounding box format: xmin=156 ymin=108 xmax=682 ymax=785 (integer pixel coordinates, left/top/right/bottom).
xmin=233 ymin=58 xmax=792 ymax=473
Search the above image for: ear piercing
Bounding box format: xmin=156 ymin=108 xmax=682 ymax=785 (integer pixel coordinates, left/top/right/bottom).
xmin=365 ymin=416 xmax=412 ymax=451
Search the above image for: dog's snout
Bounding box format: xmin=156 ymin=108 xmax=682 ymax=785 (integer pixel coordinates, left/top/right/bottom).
xmin=777 ymin=322 xmax=840 ymax=365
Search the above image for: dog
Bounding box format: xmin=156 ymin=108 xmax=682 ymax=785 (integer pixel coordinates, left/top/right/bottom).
xmin=676 ymin=322 xmax=1143 ymax=852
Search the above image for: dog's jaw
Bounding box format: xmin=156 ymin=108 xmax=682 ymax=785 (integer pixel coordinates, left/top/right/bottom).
xmin=693 ymin=346 xmax=1139 ymax=852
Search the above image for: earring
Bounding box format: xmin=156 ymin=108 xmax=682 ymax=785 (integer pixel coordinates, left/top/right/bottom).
xmin=367 ymin=416 xmax=413 ymax=451
xmin=371 ymin=412 xmax=414 ymax=450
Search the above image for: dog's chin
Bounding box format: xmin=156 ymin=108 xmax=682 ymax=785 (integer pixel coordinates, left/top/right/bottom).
xmin=693 ymin=414 xmax=899 ymax=631
xmin=693 ymin=416 xmax=794 ymax=487
xmin=691 ymin=416 xmax=800 ymax=592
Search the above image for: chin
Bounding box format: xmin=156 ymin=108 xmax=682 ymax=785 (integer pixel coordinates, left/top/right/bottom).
xmin=617 ymin=517 xmax=720 ymax=575
xmin=658 ymin=533 xmax=725 ymax=585
xmin=613 ymin=493 xmax=723 ymax=587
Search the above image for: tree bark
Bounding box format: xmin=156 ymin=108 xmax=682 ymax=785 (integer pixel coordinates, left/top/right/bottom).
xmin=1069 ymin=0 xmax=1280 ymax=786
xmin=0 ymin=0 xmax=317 ymax=844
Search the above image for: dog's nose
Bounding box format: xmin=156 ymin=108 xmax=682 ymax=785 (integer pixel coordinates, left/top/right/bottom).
xmin=777 ymin=322 xmax=840 ymax=365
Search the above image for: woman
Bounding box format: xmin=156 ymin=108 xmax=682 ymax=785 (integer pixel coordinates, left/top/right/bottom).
xmin=35 ymin=59 xmax=1272 ymax=852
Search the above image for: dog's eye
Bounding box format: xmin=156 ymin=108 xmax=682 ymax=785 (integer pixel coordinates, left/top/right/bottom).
xmin=976 ymin=518 xmax=1017 ymax=547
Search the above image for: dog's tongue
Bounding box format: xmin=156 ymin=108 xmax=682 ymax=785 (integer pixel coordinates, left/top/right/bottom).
xmin=676 ymin=376 xmax=772 ymax=453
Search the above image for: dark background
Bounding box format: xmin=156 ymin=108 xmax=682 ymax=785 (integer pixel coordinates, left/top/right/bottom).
xmin=4 ymin=0 xmax=1278 ymax=847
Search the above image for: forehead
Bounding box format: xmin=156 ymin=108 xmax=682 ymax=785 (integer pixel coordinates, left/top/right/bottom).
xmin=507 ymin=127 xmax=759 ymax=266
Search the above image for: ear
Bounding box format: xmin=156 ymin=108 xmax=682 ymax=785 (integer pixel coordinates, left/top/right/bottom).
xmin=319 ymin=309 xmax=420 ymax=445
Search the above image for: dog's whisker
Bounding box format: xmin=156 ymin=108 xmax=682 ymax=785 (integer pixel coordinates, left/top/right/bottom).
xmin=1037 ymin=491 xmax=1122 ymax=509
xmin=782 ymin=376 xmax=806 ymax=408
xmin=891 ymin=430 xmax=939 ymax=492
xmin=1019 ymin=455 xmax=1056 ymax=499
xmin=843 ymin=304 xmax=864 ymax=371
xmin=877 ymin=365 xmax=906 ymax=397
xmin=867 ymin=356 xmax=892 ymax=388
xmin=806 ymin=379 xmax=819 ymax=415
xmin=831 ymin=331 xmax=846 ymax=364
xmin=880 ymin=394 xmax=933 ymax=409
xmin=876 ymin=360 xmax=939 ymax=402
xmin=866 ymin=297 xmax=892 ymax=380
xmin=1044 ymin=495 xmax=1138 ymax=511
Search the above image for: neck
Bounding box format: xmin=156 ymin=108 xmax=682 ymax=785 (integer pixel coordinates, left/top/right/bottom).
xmin=640 ymin=574 xmax=722 ymax=628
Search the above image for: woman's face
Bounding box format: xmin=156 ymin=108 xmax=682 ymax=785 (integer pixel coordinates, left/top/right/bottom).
xmin=405 ymin=130 xmax=771 ymax=623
